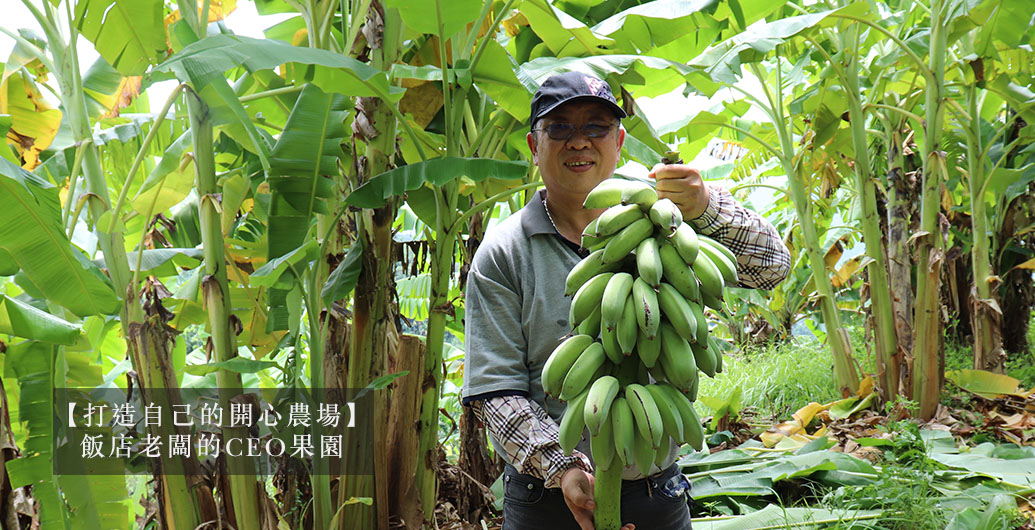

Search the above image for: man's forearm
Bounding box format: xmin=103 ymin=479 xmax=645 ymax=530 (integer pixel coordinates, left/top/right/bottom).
xmin=690 ymin=185 xmax=791 ymax=290
xmin=471 ymin=395 xmax=593 ymax=487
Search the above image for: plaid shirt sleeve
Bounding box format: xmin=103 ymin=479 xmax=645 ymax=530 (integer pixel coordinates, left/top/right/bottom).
xmin=470 ymin=395 xmax=593 ymax=488
xmin=688 ymin=184 xmax=791 ymax=290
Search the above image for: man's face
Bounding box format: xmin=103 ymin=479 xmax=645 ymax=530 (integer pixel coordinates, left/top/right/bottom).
xmin=527 ymin=100 xmax=625 ymax=199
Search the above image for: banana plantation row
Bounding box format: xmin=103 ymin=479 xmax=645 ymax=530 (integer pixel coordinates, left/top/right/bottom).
xmin=0 ymin=0 xmax=1032 ymax=528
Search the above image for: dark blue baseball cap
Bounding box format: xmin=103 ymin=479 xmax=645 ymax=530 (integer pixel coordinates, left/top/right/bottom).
xmin=529 ymin=72 xmax=627 ymax=128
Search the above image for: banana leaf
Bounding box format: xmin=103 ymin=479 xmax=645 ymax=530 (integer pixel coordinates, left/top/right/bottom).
xmin=264 ymin=83 xmax=349 ymax=330
xmin=73 ymin=0 xmax=166 ymax=76
xmin=0 ymin=158 xmax=120 ymax=317
xmin=0 ymin=295 xmax=80 ymax=345
xmin=345 ymin=158 xmax=529 ymax=208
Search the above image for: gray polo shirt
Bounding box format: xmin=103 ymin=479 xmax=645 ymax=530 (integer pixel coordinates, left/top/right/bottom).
xmin=462 ymin=189 xmax=676 ymax=477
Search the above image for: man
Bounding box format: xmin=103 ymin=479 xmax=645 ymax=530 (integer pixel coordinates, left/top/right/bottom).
xmin=462 ymin=72 xmax=791 ymax=529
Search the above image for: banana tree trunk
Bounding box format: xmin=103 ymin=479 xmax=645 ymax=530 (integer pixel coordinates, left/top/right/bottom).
xmin=883 ymin=122 xmax=915 ymax=398
xmin=786 ymin=159 xmax=860 ymax=396
xmin=843 ymin=31 xmax=898 ymax=399
xmin=753 ymin=57 xmax=859 ymax=396
xmin=966 ymin=85 xmax=1006 ymax=372
xmin=186 ymin=91 xmax=263 ymax=530
xmin=912 ymin=0 xmax=949 ymax=419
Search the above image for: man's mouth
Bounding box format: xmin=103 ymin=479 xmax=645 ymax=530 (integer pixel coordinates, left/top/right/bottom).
xmin=565 ymin=161 xmax=594 ymax=168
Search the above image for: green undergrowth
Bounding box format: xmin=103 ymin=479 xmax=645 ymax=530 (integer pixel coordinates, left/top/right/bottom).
xmin=944 ymin=313 xmax=1035 ymax=390
xmin=696 ymin=334 xmax=846 ymax=423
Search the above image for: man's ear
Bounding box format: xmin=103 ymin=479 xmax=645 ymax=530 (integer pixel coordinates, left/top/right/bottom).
xmin=527 ymin=131 xmax=539 ymax=165
xmin=616 ymin=127 xmax=626 ymax=151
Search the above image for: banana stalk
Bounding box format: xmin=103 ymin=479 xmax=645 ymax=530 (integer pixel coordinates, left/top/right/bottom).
xmin=912 ymin=0 xmax=948 ymax=419
xmin=594 ymin=463 xmax=623 ymax=530
xmin=839 ymin=23 xmax=899 ymax=400
xmin=747 ymin=57 xmax=860 ymax=396
xmin=965 ymin=83 xmax=1005 ymax=372
xmin=187 ymin=90 xmax=263 ymax=530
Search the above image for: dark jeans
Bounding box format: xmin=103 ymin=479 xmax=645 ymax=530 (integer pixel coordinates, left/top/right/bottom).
xmin=502 ymin=464 xmax=693 ymax=530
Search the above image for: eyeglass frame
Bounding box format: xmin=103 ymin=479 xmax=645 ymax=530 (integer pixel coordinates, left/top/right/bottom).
xmin=531 ymin=122 xmax=619 ymax=141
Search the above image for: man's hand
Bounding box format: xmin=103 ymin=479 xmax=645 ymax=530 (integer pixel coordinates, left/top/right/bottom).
xmin=649 ymin=163 xmax=710 ymax=221
xmin=560 ymin=467 xmax=636 ymax=530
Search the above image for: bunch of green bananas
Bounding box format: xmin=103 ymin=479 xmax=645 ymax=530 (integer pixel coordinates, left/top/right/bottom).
xmin=544 ymin=177 xmax=739 ymax=476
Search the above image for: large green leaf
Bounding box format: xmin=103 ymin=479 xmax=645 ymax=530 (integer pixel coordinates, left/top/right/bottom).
xmin=73 ymin=0 xmax=166 ymax=76
xmin=321 ymin=241 xmax=364 ymax=306
xmin=0 ymin=158 xmax=120 ymax=317
xmin=5 ymin=343 xmax=69 ymax=530
xmin=265 ymin=84 xmax=349 ymax=330
xmin=692 ymin=506 xmax=882 ymax=529
xmin=383 ymin=0 xmax=483 ymax=38
xmin=346 ymin=158 xmax=529 ymax=208
xmin=591 ymin=0 xmax=720 ymax=61
xmin=519 ymin=54 xmax=694 ymax=98
xmin=0 ymin=295 xmax=80 ymax=345
xmin=520 ymin=0 xmax=615 ymax=57
xmin=686 ymin=3 xmax=871 ymax=94
xmin=154 ymin=35 xmax=403 ymax=103
xmin=471 ymin=40 xmax=534 ymax=122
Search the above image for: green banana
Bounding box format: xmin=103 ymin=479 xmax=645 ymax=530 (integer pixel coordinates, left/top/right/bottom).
xmin=698 ymin=234 xmax=737 ymax=265
xmin=648 ymin=198 xmax=683 ymax=236
xmin=584 ymin=375 xmax=620 ymax=436
xmin=659 ymin=384 xmax=704 ymax=450
xmin=632 ymin=425 xmax=657 ymax=475
xmin=625 ymin=185 xmax=659 ymax=211
xmin=542 ymin=334 xmax=594 ymax=398
xmin=688 ymin=300 xmax=708 ymax=344
xmin=590 ymin=412 xmax=617 ymax=472
xmin=653 ymin=438 xmax=672 ymax=468
xmin=626 ymin=384 xmax=664 ymax=448
xmin=575 ymin=305 xmax=602 ymax=338
xmin=708 ymin=335 xmax=724 ymax=374
xmin=602 ymin=217 xmax=654 ymax=264
xmin=569 ymin=272 xmax=614 ymax=327
xmin=656 ymin=282 xmax=698 ymax=343
xmin=617 ymin=295 xmax=638 ymax=355
xmin=691 ymin=340 xmax=717 ymax=378
xmin=584 ymin=178 xmax=652 ymax=209
xmin=601 ymin=272 xmax=634 ymax=331
xmin=565 ymin=248 xmax=619 ymax=296
xmin=610 ymin=396 xmax=636 ymax=466
xmin=632 ymin=277 xmax=661 ymax=339
xmin=702 ymin=290 xmax=724 ymax=311
xmin=581 ymin=219 xmax=608 ymax=251
xmin=691 ymin=250 xmax=724 ymax=299
xmin=658 ymin=238 xmax=701 ymax=302
xmin=600 ymin=324 xmax=623 ymax=365
xmin=596 ymin=204 xmax=645 ymax=237
xmin=559 ymin=389 xmax=590 ymax=455
xmin=658 ymin=322 xmax=697 ymax=392
xmin=672 ymin=223 xmax=700 ymax=265
xmin=635 ymin=330 xmax=661 ymax=368
xmin=560 ymin=341 xmax=606 ymax=400
xmin=698 ymin=237 xmax=738 ymax=285
xmin=644 ymin=384 xmax=684 ymax=443
xmin=583 ymin=179 xmax=631 ymax=209
xmin=635 ymin=237 xmax=663 ymax=289
xmin=686 ymin=365 xmax=700 ymax=402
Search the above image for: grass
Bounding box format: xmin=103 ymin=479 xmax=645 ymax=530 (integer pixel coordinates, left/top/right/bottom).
xmin=696 ymin=314 xmax=873 ymax=423
xmin=696 ymin=335 xmax=842 ymax=423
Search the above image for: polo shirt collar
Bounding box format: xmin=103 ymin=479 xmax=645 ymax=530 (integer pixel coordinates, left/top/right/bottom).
xmin=522 ymin=189 xmax=556 ymax=237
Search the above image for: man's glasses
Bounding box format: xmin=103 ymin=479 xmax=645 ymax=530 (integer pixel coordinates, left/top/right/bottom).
xmin=533 ymin=123 xmax=615 ymax=141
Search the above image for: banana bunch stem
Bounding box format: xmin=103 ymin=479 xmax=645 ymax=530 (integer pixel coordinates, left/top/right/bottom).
xmin=594 ymin=463 xmax=623 ymax=530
